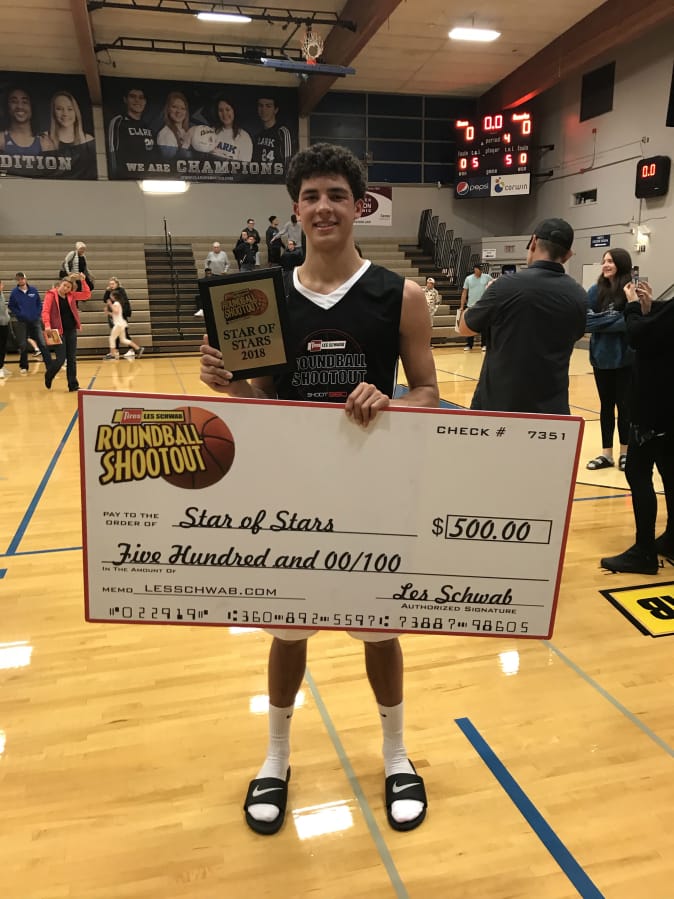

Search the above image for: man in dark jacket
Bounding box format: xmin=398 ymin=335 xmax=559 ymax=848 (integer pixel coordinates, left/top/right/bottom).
xmin=234 ymin=233 xmax=258 ymax=272
xmin=601 ymin=281 xmax=674 ymax=574
xmin=8 ymin=272 xmax=52 ymax=372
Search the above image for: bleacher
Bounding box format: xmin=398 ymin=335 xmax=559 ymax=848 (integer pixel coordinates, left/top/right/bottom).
xmin=0 ymin=236 xmax=152 ymax=356
xmin=1 ymin=234 xmax=432 ymax=359
xmin=401 ymin=208 xmax=489 ymax=344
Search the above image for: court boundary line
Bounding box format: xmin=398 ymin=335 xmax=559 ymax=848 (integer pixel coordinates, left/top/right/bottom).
xmin=456 ymin=716 xmax=605 ymax=899
xmin=543 ymin=642 xmax=674 ymax=758
xmin=5 ymin=408 xmax=80 ymax=556
xmin=304 ymin=667 xmax=409 ymax=899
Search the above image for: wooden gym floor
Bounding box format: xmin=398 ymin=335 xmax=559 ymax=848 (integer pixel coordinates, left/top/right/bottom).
xmin=1 ymin=346 xmax=672 ymax=899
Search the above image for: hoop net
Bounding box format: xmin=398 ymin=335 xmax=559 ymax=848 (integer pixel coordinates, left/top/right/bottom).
xmin=301 ymin=30 xmax=324 ymax=64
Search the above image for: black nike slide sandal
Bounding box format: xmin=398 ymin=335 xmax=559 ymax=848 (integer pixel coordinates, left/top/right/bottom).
xmin=243 ymin=767 xmax=291 ymax=835
xmin=385 ymin=761 xmax=428 ymax=832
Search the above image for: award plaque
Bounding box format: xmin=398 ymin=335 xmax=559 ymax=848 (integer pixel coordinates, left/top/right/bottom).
xmin=199 ymin=267 xmax=292 ymax=380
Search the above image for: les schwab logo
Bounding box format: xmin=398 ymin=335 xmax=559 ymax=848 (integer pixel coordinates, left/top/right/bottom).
xmin=94 ymin=406 xmax=235 ymax=489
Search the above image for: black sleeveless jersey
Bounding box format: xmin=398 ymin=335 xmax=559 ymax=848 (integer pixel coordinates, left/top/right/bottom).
xmin=274 ymin=263 xmax=403 ymax=403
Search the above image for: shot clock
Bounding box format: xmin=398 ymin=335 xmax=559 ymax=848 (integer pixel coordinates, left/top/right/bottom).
xmin=455 ymin=110 xmax=533 ymax=199
xmin=634 ymin=155 xmax=670 ymax=199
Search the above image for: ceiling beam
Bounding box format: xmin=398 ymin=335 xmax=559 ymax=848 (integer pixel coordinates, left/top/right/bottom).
xmin=479 ymin=0 xmax=674 ymax=112
xmin=297 ymin=0 xmax=404 ymax=117
xmin=71 ymin=0 xmax=102 ymax=105
xmin=87 ymin=1 xmax=356 ymax=31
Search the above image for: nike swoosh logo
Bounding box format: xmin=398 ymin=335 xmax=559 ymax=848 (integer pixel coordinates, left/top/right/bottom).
xmin=252 ymin=785 xmax=284 ymax=798
xmin=391 ymin=781 xmax=422 ymax=794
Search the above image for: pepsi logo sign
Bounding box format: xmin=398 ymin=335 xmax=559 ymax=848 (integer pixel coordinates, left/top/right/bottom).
xmin=456 ymin=181 xmax=469 ymax=196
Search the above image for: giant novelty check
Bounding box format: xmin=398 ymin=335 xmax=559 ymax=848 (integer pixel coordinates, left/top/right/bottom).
xmin=79 ymin=392 xmax=584 ymax=638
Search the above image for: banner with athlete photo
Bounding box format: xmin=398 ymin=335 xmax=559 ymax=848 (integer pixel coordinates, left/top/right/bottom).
xmin=102 ymin=77 xmax=298 ymax=183
xmin=0 ymin=72 xmax=96 ymax=179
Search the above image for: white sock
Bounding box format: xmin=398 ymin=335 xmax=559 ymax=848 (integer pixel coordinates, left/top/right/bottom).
xmin=379 ymin=701 xmax=424 ymax=825
xmin=247 ymin=703 xmax=293 ymax=824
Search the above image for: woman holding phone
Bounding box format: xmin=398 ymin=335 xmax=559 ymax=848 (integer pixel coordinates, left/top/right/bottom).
xmin=584 ymin=248 xmax=635 ymax=472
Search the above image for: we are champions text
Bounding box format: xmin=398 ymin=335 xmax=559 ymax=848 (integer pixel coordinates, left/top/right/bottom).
xmin=95 ymin=408 xmax=205 ymax=485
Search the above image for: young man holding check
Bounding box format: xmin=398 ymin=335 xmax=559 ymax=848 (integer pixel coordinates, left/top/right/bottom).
xmin=201 ymin=143 xmax=438 ymax=835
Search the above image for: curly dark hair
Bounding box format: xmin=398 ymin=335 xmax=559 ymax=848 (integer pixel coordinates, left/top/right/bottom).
xmin=595 ymin=247 xmax=633 ymax=311
xmin=286 ymin=142 xmax=367 ymax=202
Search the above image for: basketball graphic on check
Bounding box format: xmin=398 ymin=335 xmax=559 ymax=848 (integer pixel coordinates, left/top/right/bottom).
xmin=162 ymin=406 xmax=235 ymax=490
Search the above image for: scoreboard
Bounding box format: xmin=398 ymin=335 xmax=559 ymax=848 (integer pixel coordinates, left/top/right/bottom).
xmin=454 ymin=110 xmax=533 ymax=199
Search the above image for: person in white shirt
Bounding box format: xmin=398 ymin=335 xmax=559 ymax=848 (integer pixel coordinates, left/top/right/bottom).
xmin=424 ymin=277 xmax=440 ymax=320
xmin=459 ymin=263 xmax=491 ymax=351
xmin=204 ymin=242 xmax=230 ymax=275
xmin=104 ymin=290 xmax=144 ymax=360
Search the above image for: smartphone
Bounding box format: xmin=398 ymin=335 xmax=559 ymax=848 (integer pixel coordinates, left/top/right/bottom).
xmin=631 ymin=266 xmax=640 ymax=286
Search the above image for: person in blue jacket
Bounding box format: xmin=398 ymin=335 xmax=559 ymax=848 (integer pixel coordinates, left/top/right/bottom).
xmin=584 ymin=248 xmax=634 ymax=472
xmin=8 ymin=272 xmax=52 ymax=373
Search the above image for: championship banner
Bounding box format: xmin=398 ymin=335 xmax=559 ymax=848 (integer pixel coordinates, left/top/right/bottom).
xmin=101 ymin=77 xmax=298 ymax=183
xmin=0 ymin=73 xmax=96 ymax=179
xmin=355 ymin=187 xmax=393 ymax=227
xmin=79 ymin=393 xmax=583 ymax=638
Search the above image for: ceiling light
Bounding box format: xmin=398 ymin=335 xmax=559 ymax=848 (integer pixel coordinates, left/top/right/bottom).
xmin=196 ymin=12 xmax=252 ymax=23
xmin=140 ymin=180 xmax=190 ymax=195
xmin=449 ymin=27 xmax=501 ymax=42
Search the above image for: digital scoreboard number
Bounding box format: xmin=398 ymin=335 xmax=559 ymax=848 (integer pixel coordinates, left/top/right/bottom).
xmin=635 ymin=155 xmax=670 ymax=199
xmin=455 ymin=110 xmax=533 ymax=199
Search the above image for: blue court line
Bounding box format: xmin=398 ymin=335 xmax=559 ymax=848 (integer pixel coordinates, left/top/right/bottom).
xmin=304 ymin=668 xmax=409 ymax=899
xmin=543 ymin=642 xmax=674 ymax=758
xmin=0 ymin=545 xmax=82 ymax=560
xmin=5 ymin=408 xmax=79 ymax=557
xmin=455 ymin=717 xmax=605 ymax=899
xmin=0 ymin=569 xmax=6 ymax=579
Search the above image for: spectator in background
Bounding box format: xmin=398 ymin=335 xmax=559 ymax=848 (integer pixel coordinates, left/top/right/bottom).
xmin=194 ymin=267 xmax=214 ymax=318
xmin=584 ymin=248 xmax=634 ymax=473
xmin=252 ymin=96 xmax=292 ymax=168
xmin=243 ymin=218 xmax=261 ymax=266
xmin=279 ymin=239 xmax=303 ymax=294
xmin=61 ymin=241 xmax=94 ymax=290
xmin=459 ymin=263 xmax=491 ymax=351
xmin=0 ymin=279 xmax=10 ymax=379
xmin=424 ymin=277 xmax=440 ymax=321
xmin=266 ymin=216 xmax=282 ymax=265
xmin=273 ymin=213 xmax=302 ymax=250
xmin=212 ymin=97 xmax=252 ymax=162
xmin=0 ymin=85 xmax=54 ymax=154
xmin=103 ymin=277 xmax=134 ymax=356
xmin=8 ymin=272 xmax=52 ymax=373
xmin=601 ymin=280 xmax=674 ymax=574
xmin=42 ymin=273 xmax=92 ymax=392
xmin=234 ymin=233 xmax=258 ymax=272
xmin=104 ymin=289 xmax=144 ymax=361
xmin=243 ymin=218 xmax=260 ymax=247
xmin=156 ymin=91 xmax=192 ymax=160
xmin=459 ymin=218 xmax=587 ymax=414
xmin=204 ymin=241 xmax=229 ymax=275
xmin=47 ymin=90 xmax=95 ymax=178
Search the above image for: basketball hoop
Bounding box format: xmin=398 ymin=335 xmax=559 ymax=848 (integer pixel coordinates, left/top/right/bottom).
xmin=301 ymin=30 xmax=324 ymax=65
